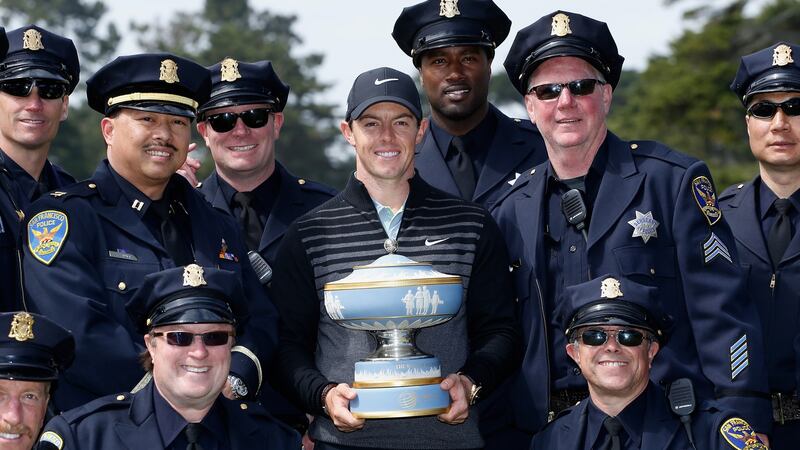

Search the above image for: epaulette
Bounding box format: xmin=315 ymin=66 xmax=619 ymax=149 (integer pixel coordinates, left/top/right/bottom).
xmin=627 ymin=140 xmax=698 ymax=169
xmin=48 ymin=180 xmax=100 ymax=201
xmin=511 ymin=117 xmax=538 ymax=132
xmin=59 ymin=392 xmax=132 ymax=424
xmin=296 ymin=178 xmax=337 ymax=197
xmin=495 ymin=164 xmax=540 ymax=206
xmin=719 ymin=182 xmax=746 ymax=200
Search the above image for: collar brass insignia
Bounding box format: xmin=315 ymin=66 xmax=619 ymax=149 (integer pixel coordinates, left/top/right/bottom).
xmin=23 ymin=29 xmax=44 ymax=51
xmin=220 ymin=58 xmax=242 ymax=82
xmin=773 ymin=44 xmax=794 ymax=67
xmin=8 ymin=312 xmax=35 ymax=342
xmin=183 ymin=264 xmax=207 ymax=287
xmin=600 ymin=278 xmax=623 ymax=299
xmin=439 ymin=0 xmax=460 ymax=18
xmin=159 ymin=59 xmax=180 ymax=84
xmin=551 ymin=13 xmax=572 ymax=37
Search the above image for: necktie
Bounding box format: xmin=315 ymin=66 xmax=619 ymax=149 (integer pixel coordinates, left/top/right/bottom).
xmin=601 ymin=416 xmax=623 ymax=450
xmin=447 ymin=136 xmax=476 ymax=199
xmin=184 ymin=422 xmax=203 ymax=450
xmin=233 ymin=191 xmax=263 ymax=250
xmin=153 ymin=200 xmax=194 ymax=266
xmin=768 ymin=198 xmax=793 ymax=267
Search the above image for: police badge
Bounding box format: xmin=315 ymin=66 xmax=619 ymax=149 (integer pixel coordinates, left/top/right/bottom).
xmin=600 ymin=277 xmax=623 ymax=299
xmin=439 ymin=0 xmax=460 ymax=18
xmin=22 ymin=28 xmax=44 ymax=51
xmin=773 ymin=44 xmax=794 ymax=67
xmin=692 ymin=176 xmax=722 ymax=226
xmin=551 ymin=13 xmax=572 ymax=37
xmin=8 ymin=312 xmax=35 ymax=342
xmin=220 ymin=58 xmax=242 ymax=82
xmin=627 ymin=211 xmax=659 ymax=244
xmin=159 ymin=59 xmax=180 ymax=84
xmin=28 ymin=210 xmax=69 ymax=265
xmin=182 ymin=264 xmax=207 ymax=287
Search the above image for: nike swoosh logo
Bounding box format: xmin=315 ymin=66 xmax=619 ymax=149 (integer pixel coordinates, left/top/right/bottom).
xmin=424 ymin=238 xmax=449 ymax=246
xmin=374 ymin=78 xmax=399 ymax=86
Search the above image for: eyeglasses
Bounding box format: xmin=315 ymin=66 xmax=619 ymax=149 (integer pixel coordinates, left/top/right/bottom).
xmin=528 ymin=79 xmax=605 ymax=100
xmin=205 ymin=108 xmax=272 ymax=133
xmin=151 ymin=330 xmax=234 ymax=347
xmin=579 ymin=329 xmax=648 ymax=347
xmin=0 ymin=78 xmax=69 ymax=100
xmin=747 ymin=98 xmax=800 ymax=119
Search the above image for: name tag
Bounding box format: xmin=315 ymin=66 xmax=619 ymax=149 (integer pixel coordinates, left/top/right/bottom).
xmin=108 ymin=250 xmax=138 ymax=262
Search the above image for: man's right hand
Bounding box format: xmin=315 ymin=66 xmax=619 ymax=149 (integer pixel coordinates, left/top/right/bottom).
xmin=325 ymin=383 xmax=365 ymax=432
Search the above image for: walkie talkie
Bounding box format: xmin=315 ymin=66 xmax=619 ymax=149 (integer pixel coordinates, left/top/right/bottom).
xmin=667 ymin=378 xmax=697 ymax=450
xmin=561 ymin=189 xmax=589 ymax=242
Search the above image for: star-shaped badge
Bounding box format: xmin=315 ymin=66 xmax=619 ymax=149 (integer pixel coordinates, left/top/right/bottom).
xmin=627 ymin=211 xmax=659 ymax=244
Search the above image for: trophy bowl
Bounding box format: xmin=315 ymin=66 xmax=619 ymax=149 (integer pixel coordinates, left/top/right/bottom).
xmin=324 ymin=254 xmax=463 ymax=418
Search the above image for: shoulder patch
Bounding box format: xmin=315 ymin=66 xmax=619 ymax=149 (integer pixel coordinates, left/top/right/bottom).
xmin=27 ymin=210 xmax=69 ymax=265
xmin=720 ymin=417 xmax=767 ymax=449
xmin=692 ymin=176 xmax=722 ymax=226
xmin=39 ymin=431 xmax=63 ymax=449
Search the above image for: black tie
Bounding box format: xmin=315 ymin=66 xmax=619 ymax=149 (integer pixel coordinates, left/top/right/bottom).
xmin=233 ymin=191 xmax=263 ymax=251
xmin=768 ymin=198 xmax=794 ymax=267
xmin=602 ymin=416 xmax=623 ymax=450
xmin=447 ymin=136 xmax=476 ymax=199
xmin=184 ymin=422 xmax=203 ymax=450
xmin=153 ymin=200 xmax=194 ymax=266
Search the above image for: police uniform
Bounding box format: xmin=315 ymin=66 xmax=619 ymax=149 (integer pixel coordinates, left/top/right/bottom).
xmin=719 ymin=42 xmax=800 ymax=449
xmin=0 ymin=26 xmax=79 ymax=312
xmin=37 ymin=266 xmax=300 ymax=450
xmin=22 ymin=53 xmax=277 ymax=414
xmin=198 ymin=59 xmax=336 ymax=268
xmin=392 ymin=0 xmax=547 ymax=210
xmin=491 ymin=10 xmax=771 ymax=440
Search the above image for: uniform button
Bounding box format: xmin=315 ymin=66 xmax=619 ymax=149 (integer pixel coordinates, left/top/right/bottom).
xmin=630 ymin=143 xmax=639 ymax=150
xmin=118 ymin=282 xmax=126 ymax=291
xmin=240 ymin=403 xmax=248 ymax=410
xmin=572 ymin=368 xmax=581 ymax=375
xmin=737 ymin=183 xmax=744 ymax=189
xmin=88 ymin=183 xmax=97 ymax=189
xmin=569 ymin=245 xmax=577 ymax=253
xmin=530 ymin=168 xmax=536 ymax=175
xmin=298 ymin=179 xmax=306 ymax=185
xmin=116 ymin=394 xmax=125 ymax=401
xmin=649 ymin=268 xmax=655 ymax=275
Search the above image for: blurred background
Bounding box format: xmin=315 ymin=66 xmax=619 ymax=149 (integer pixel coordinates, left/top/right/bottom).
xmin=3 ymin=0 xmax=797 ymax=189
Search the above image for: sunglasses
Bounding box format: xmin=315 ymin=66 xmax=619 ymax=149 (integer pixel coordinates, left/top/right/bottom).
xmin=151 ymin=330 xmax=234 ymax=347
xmin=0 ymin=78 xmax=68 ymax=100
xmin=205 ymin=108 xmax=272 ymax=133
xmin=747 ymin=98 xmax=800 ymax=119
xmin=579 ymin=329 xmax=648 ymax=347
xmin=528 ymin=78 xmax=605 ymax=100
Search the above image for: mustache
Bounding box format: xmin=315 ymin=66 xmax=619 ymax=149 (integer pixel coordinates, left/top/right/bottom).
xmin=143 ymin=141 xmax=178 ymax=152
xmin=0 ymin=423 xmax=32 ymax=438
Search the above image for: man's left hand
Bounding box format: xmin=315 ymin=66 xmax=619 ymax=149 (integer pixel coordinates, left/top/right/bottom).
xmin=437 ymin=373 xmax=471 ymax=424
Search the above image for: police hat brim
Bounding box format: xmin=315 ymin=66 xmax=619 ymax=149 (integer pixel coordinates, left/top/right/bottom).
xmin=347 ymin=96 xmax=422 ymax=122
xmin=144 ymin=294 xmax=235 ymax=333
xmin=113 ymin=103 xmax=197 ymax=120
xmin=566 ymin=300 xmax=664 ymax=342
xmin=744 ymin=71 xmax=800 ymax=104
xmin=198 ymin=95 xmax=278 ymax=117
xmin=408 ymin=20 xmax=498 ymax=64
xmin=0 ymin=346 xmax=70 ymax=381
xmin=0 ymin=68 xmax=69 ymax=84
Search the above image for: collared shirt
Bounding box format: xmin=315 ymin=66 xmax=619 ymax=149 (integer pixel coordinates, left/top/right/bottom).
xmin=757 ymin=179 xmax=800 ymax=248
xmin=153 ymin=385 xmax=229 ymax=450
xmin=218 ymin=169 xmax=282 ymax=229
xmin=584 ymin=391 xmax=647 ymax=450
xmin=544 ymin=143 xmax=608 ymax=390
xmin=0 ymin=149 xmax=57 ymax=207
xmin=372 ymin=198 xmax=406 ymax=240
xmin=429 ymin=109 xmax=498 ymax=179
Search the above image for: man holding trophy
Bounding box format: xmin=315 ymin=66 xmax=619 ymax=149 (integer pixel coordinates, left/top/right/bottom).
xmin=271 ymin=67 xmax=519 ymax=450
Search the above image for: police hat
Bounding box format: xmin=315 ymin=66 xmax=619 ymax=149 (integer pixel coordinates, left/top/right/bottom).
xmin=0 ymin=25 xmax=79 ymax=93
xmin=0 ymin=312 xmax=74 ymax=381
xmin=558 ymin=275 xmax=672 ymax=343
xmin=346 ymin=67 xmax=422 ymax=122
xmin=86 ymin=53 xmax=211 ymax=119
xmin=504 ymin=11 xmax=625 ymax=95
xmin=392 ymin=0 xmax=511 ymax=66
xmin=730 ymin=42 xmax=800 ymax=105
xmin=126 ymin=264 xmax=247 ymax=334
xmin=198 ymin=58 xmax=290 ymax=116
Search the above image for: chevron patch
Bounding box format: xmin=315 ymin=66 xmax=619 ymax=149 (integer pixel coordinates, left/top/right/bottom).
xmin=703 ymin=232 xmax=732 ymax=264
xmin=730 ymin=334 xmax=749 ymax=380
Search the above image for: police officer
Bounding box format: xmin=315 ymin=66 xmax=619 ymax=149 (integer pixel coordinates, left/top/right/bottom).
xmin=0 ymin=26 xmax=78 ymax=312
xmin=0 ymin=312 xmax=73 ymax=450
xmin=721 ymin=42 xmax=800 ymax=449
xmin=493 ymin=10 xmax=771 ymax=445
xmin=392 ymin=0 xmax=546 ymax=210
xmin=36 ymin=265 xmax=300 ymax=450
xmin=196 ymin=58 xmax=336 ymax=269
xmin=22 ymin=53 xmax=277 ymax=414
xmin=531 ymin=275 xmax=767 ymax=450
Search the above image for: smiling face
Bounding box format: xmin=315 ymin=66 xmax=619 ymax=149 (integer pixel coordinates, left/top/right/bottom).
xmin=0 ymin=379 xmax=49 ymax=450
xmin=0 ymin=86 xmax=69 ymax=156
xmin=145 ymin=323 xmax=233 ymax=414
xmin=746 ymin=92 xmax=800 ymax=173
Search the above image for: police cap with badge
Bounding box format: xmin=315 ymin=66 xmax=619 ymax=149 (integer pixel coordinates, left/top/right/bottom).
xmin=504 ymin=10 xmax=625 ymax=96
xmin=0 ymin=311 xmax=74 ymax=381
xmin=730 ymin=41 xmax=800 ymax=109
xmin=0 ymin=25 xmax=78 ymax=96
xmin=392 ymin=0 xmax=511 ymax=66
xmin=198 ymin=58 xmax=290 ymax=118
xmin=86 ymin=53 xmax=211 ymax=119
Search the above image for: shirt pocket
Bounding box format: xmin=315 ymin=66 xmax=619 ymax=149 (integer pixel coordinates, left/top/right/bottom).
xmin=612 ymin=245 xmax=677 ymax=279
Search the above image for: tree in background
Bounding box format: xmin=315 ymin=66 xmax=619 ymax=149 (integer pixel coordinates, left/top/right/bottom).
xmin=132 ymin=0 xmax=351 ymax=188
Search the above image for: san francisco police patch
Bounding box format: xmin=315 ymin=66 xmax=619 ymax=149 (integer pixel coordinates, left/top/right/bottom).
xmin=27 ymin=210 xmax=69 ymax=265
xmin=692 ymin=176 xmax=722 ymax=226
xmin=720 ymin=417 xmax=767 ymax=449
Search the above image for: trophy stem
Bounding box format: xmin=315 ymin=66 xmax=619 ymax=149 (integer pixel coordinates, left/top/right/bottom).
xmin=367 ymin=329 xmax=429 ymax=360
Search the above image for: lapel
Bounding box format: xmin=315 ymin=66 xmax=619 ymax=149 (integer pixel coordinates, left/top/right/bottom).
xmin=201 ymin=171 xmax=233 ymax=215
xmin=113 ymin=382 xmax=165 ymax=450
xmin=415 ymin=126 xmax=461 ymax=196
xmin=259 ymin=163 xmax=304 ymax=252
xmin=223 ymin=400 xmax=263 ymax=448
xmin=556 ymin=400 xmax=589 ymax=450
xmin=473 ymin=106 xmax=535 ymax=202
xmin=640 ymin=385 xmax=683 ymax=450
xmin=183 ymin=179 xmax=233 ymax=266
xmin=723 ymin=179 xmax=771 ymax=265
xmin=587 ymin=134 xmax=645 ymax=250
xmin=513 ymin=166 xmax=547 ymax=276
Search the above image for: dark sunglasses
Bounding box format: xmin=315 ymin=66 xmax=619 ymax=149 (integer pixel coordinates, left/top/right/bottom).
xmin=579 ymin=329 xmax=648 ymax=347
xmin=205 ymin=108 xmax=272 ymax=133
xmin=151 ymin=330 xmax=234 ymax=347
xmin=528 ymin=78 xmax=605 ymax=100
xmin=0 ymin=78 xmax=68 ymax=100
xmin=747 ymin=98 xmax=800 ymax=119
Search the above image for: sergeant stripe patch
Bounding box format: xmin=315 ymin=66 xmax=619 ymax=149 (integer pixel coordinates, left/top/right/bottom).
xmin=730 ymin=334 xmax=749 ymax=380
xmin=703 ymin=232 xmax=732 ymax=264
